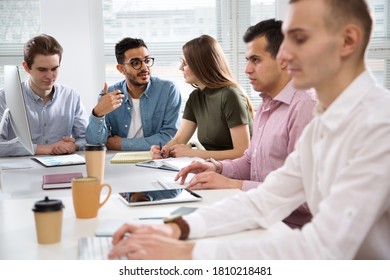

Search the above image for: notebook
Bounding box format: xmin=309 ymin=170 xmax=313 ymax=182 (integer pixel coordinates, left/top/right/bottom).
xmin=42 ymin=172 xmax=83 ymax=190
xmin=135 ymin=157 xmax=204 ymax=171
xmin=32 ymin=154 xmax=85 ymax=167
xmin=109 ymin=151 xmax=152 ymax=164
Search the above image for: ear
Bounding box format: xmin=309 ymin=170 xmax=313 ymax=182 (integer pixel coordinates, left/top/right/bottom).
xmin=116 ymin=64 xmax=124 ymax=74
xmin=340 ymin=24 xmax=361 ymax=58
xmin=279 ymin=58 xmax=288 ymax=70
xmin=22 ymin=61 xmax=31 ymax=74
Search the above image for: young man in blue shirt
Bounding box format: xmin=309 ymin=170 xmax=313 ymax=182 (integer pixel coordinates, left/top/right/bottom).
xmin=86 ymin=38 xmax=182 ymax=151
xmin=0 ymin=34 xmax=88 ymax=156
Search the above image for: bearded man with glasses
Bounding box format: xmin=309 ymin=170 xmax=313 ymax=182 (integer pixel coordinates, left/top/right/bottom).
xmin=86 ymin=37 xmax=182 ymax=151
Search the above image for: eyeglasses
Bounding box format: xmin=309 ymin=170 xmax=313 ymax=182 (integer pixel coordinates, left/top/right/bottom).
xmin=123 ymin=57 xmax=155 ymax=70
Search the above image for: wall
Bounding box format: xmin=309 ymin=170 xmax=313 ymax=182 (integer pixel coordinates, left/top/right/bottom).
xmin=40 ymin=0 xmax=105 ymax=113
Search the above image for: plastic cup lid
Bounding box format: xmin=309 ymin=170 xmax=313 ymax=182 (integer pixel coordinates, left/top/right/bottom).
xmin=84 ymin=144 xmax=106 ymax=151
xmin=32 ymin=196 xmax=64 ymax=212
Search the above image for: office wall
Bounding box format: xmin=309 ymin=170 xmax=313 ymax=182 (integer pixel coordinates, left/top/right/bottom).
xmin=40 ymin=0 xmax=105 ymax=113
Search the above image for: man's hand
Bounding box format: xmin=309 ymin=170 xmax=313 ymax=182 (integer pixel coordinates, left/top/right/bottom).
xmin=175 ymin=161 xmax=215 ymax=184
xmin=106 ymin=135 xmax=122 ymax=150
xmin=92 ymin=83 xmax=124 ymax=117
xmin=186 ymin=171 xmax=243 ymax=190
xmin=35 ymin=137 xmax=78 ymax=155
xmin=108 ymin=223 xmax=194 ymax=260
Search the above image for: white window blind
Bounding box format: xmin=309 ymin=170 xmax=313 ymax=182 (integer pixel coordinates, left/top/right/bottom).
xmin=0 ymin=0 xmax=388 ymax=97
xmin=0 ymin=0 xmax=41 ymax=86
xmin=102 ymin=0 xmax=277 ymax=110
xmin=366 ymin=0 xmax=390 ymax=90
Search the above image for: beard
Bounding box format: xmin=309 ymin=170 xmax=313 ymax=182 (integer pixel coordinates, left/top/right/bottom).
xmin=124 ymin=69 xmax=150 ymax=87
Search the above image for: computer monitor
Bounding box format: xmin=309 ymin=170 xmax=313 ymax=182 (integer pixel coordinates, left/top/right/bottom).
xmin=0 ymin=65 xmax=34 ymax=155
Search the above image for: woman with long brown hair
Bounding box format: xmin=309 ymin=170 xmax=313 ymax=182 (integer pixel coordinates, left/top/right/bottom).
xmin=151 ymin=34 xmax=253 ymax=160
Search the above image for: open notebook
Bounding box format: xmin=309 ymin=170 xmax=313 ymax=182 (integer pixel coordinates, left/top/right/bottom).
xmin=32 ymin=154 xmax=85 ymax=167
xmin=135 ymin=157 xmax=204 ymax=171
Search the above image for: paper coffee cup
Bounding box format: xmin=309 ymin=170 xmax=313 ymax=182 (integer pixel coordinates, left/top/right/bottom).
xmin=84 ymin=144 xmax=106 ymax=182
xmin=32 ymin=196 xmax=64 ymax=244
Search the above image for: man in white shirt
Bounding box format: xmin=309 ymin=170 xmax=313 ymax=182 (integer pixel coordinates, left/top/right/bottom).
xmin=108 ymin=0 xmax=390 ymax=259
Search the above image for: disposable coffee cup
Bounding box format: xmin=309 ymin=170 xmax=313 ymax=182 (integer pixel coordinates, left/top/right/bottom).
xmin=84 ymin=144 xmax=106 ymax=182
xmin=32 ymin=196 xmax=64 ymax=244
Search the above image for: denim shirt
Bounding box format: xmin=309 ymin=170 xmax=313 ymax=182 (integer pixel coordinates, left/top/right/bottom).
xmin=86 ymin=77 xmax=181 ymax=151
xmin=0 ymin=80 xmax=88 ymax=157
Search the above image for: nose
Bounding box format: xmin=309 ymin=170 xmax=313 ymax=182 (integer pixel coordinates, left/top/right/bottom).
xmin=277 ymin=40 xmax=291 ymax=63
xmin=244 ymin=61 xmax=253 ymax=75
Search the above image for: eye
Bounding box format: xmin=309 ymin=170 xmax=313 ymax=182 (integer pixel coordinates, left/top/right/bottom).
xmin=131 ymin=60 xmax=141 ymax=68
xmin=247 ymin=57 xmax=261 ymax=65
xmin=292 ymin=34 xmax=307 ymax=45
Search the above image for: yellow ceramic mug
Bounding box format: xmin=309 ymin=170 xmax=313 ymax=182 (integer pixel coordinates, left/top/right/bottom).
xmin=71 ymin=177 xmax=111 ymax=219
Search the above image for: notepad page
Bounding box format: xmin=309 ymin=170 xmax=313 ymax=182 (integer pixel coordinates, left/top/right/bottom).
xmin=110 ymin=151 xmax=152 ymax=164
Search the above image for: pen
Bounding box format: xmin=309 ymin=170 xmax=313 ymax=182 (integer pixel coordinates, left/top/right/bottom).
xmin=138 ymin=217 xmax=165 ymax=220
xmin=185 ymin=188 xmax=202 ymax=198
xmin=159 ymin=142 xmax=162 ymax=150
xmin=100 ymin=91 xmax=123 ymax=96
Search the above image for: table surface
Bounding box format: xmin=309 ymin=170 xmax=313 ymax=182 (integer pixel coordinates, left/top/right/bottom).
xmin=0 ymin=152 xmax=288 ymax=260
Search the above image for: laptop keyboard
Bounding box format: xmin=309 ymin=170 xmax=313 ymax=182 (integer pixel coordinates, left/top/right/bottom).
xmin=78 ymin=236 xmax=127 ymax=260
xmin=157 ymin=176 xmax=184 ymax=189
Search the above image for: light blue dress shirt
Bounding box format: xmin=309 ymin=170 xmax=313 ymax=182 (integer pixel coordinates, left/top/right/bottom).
xmin=0 ymin=80 xmax=88 ymax=156
xmin=86 ymin=77 xmax=182 ymax=151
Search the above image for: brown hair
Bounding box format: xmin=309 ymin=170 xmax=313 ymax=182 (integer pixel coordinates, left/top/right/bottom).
xmin=23 ymin=34 xmax=63 ymax=69
xmin=183 ymin=35 xmax=254 ymax=117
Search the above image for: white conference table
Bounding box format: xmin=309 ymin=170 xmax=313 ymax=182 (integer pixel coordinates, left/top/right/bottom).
xmin=0 ymin=151 xmax=288 ymax=260
xmin=0 ymin=151 xmax=178 ymax=199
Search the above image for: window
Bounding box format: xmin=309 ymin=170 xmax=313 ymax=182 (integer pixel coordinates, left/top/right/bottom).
xmin=0 ymin=0 xmax=41 ymax=87
xmin=367 ymin=0 xmax=390 ymax=89
xmin=102 ymin=0 xmax=277 ymax=110
xmin=0 ymin=0 xmax=389 ymax=97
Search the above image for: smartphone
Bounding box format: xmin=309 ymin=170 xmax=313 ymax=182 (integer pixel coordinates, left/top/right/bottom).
xmin=118 ymin=188 xmax=202 ymax=207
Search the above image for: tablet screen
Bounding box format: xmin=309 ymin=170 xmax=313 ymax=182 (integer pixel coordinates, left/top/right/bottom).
xmin=118 ymin=188 xmax=202 ymax=206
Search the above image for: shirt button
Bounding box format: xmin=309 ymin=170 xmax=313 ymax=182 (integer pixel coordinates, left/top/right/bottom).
xmin=125 ymin=125 xmax=128 ymax=128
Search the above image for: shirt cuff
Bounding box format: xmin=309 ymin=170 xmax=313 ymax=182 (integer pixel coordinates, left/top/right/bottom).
xmin=241 ymin=180 xmax=262 ymax=191
xmin=185 ymin=212 xmax=208 ymax=239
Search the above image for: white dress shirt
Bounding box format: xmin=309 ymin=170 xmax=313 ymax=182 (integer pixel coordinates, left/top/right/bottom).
xmin=185 ymin=71 xmax=390 ymax=259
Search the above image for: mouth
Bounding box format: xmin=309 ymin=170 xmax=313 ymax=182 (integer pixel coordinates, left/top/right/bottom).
xmin=248 ymin=78 xmax=256 ymax=84
xmin=287 ymin=66 xmax=301 ymax=76
xmin=42 ymin=80 xmax=53 ymax=86
xmin=138 ymin=72 xmax=149 ymax=78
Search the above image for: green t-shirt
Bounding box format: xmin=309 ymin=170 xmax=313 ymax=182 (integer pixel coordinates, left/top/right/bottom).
xmin=182 ymin=86 xmax=252 ymax=151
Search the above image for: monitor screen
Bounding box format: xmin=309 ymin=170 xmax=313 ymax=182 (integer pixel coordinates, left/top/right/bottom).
xmin=2 ymin=65 xmax=34 ymax=155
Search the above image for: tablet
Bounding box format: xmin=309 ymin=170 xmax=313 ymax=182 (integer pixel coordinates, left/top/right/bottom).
xmin=118 ymin=188 xmax=202 ymax=206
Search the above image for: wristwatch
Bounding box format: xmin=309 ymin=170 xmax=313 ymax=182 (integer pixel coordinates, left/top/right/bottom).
xmin=164 ymin=216 xmax=190 ymax=240
xmin=206 ymin=158 xmax=222 ymax=174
